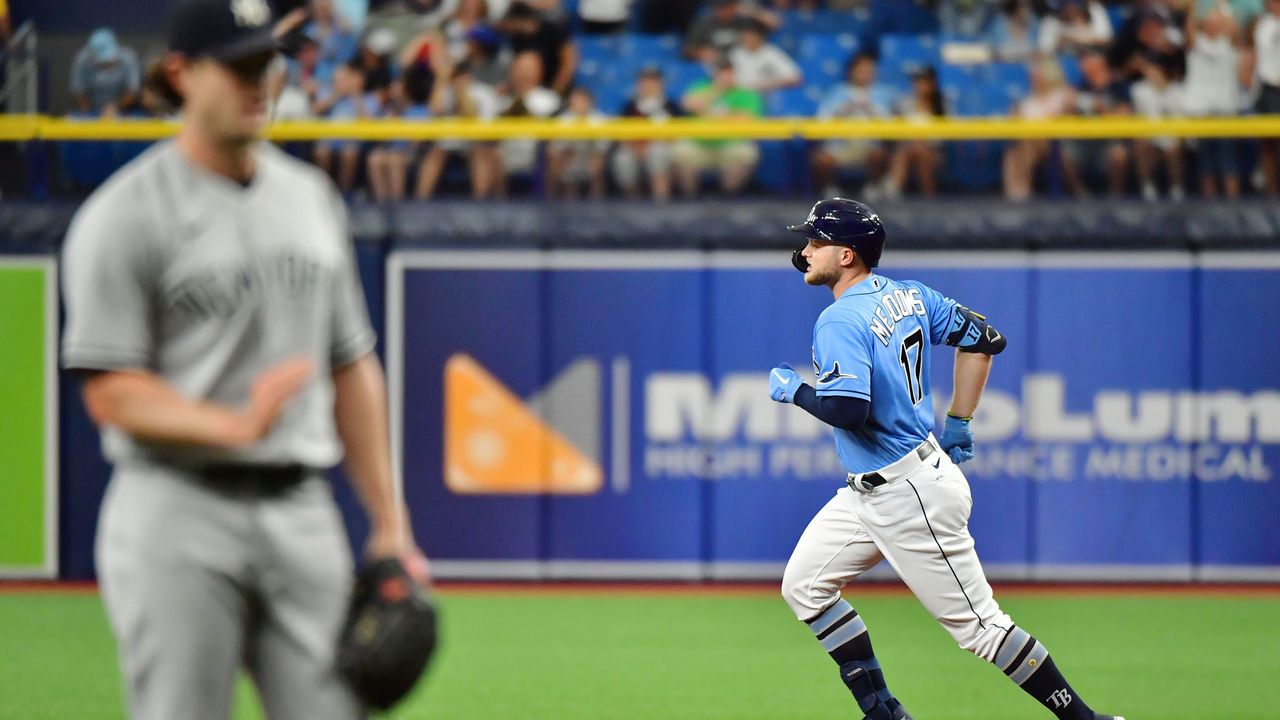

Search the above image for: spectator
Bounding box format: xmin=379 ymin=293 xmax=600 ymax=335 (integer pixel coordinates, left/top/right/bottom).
xmin=1038 ymin=0 xmax=1113 ymax=56
xmin=442 ymin=0 xmax=491 ymax=61
xmin=578 ymin=0 xmax=637 ymax=34
xmin=811 ymin=51 xmax=894 ymax=198
xmin=547 ymin=87 xmax=612 ymax=198
xmin=885 ymin=66 xmax=946 ymax=197
xmin=1062 ymin=51 xmax=1132 ymax=197
xmin=355 ymin=28 xmax=397 ymax=102
xmin=673 ymin=60 xmax=764 ymax=197
xmin=1130 ymin=59 xmax=1186 ymax=200
xmin=313 ymin=62 xmax=376 ymax=193
xmin=939 ymin=0 xmax=1000 ymax=37
xmin=309 ymin=0 xmax=359 ymax=73
xmin=987 ymin=0 xmax=1039 ymax=63
xmin=416 ymin=62 xmax=504 ymax=198
xmin=614 ymin=66 xmax=683 ymax=201
xmin=497 ymin=51 xmax=563 ymax=196
xmin=1183 ymin=7 xmax=1244 ymax=197
xmin=71 ymin=29 xmax=141 ymax=116
xmin=502 ymin=2 xmax=578 ymax=95
xmin=684 ymin=0 xmax=781 ymax=63
xmin=640 ymin=0 xmax=705 ymax=35
xmin=274 ymin=35 xmax=326 ymax=119
xmin=463 ymin=25 xmax=512 ymax=86
xmin=728 ymin=19 xmax=803 ymax=92
xmin=1111 ymin=7 xmax=1185 ymax=80
xmin=1255 ymin=0 xmax=1280 ymax=195
xmin=1003 ymin=58 xmax=1074 ymax=199
xmin=1194 ymin=0 xmax=1261 ymax=27
xmin=368 ymin=68 xmax=436 ymax=202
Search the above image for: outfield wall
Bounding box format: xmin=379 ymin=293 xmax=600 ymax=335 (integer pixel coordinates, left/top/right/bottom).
xmin=5 ymin=200 xmax=1276 ymax=581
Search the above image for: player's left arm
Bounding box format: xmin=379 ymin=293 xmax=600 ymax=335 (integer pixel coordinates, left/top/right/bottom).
xmin=910 ymin=281 xmax=1008 ymax=463
xmin=328 ymin=188 xmax=429 ymax=583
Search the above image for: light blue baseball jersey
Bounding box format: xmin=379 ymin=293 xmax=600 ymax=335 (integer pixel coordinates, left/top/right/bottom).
xmin=811 ymin=274 xmax=960 ymax=473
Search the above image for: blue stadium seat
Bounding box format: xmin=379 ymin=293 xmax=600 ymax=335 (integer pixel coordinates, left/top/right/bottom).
xmin=947 ymin=141 xmax=1005 ymax=191
xmin=663 ymin=61 xmax=709 ymax=96
xmin=620 ymin=34 xmax=681 ymax=65
xmin=797 ymin=33 xmax=859 ymax=64
xmin=753 ymin=140 xmax=792 ymax=192
xmin=577 ymin=34 xmax=622 ymax=65
xmin=1059 ymin=53 xmax=1082 ymax=86
xmin=814 ymin=9 xmax=872 ymax=35
xmin=878 ymin=33 xmax=942 ymax=87
xmin=800 ymin=56 xmax=846 ymax=86
xmin=768 ymin=86 xmax=821 ymax=116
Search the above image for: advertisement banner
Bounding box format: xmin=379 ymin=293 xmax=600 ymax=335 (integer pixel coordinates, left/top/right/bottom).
xmin=0 ymin=258 xmax=59 ymax=578
xmin=388 ymin=251 xmax=1280 ymax=580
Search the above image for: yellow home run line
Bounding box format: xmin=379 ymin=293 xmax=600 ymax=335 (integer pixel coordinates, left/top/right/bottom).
xmin=2 ymin=114 xmax=1280 ymax=141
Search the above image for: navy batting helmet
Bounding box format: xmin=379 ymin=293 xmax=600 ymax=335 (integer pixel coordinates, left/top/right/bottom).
xmin=787 ymin=198 xmax=886 ymax=272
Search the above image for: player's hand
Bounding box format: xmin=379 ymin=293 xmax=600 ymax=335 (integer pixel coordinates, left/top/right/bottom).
xmin=768 ymin=363 xmax=805 ymax=404
xmin=940 ymin=414 xmax=975 ymax=464
xmin=366 ymin=528 xmax=432 ymax=587
xmin=239 ymin=357 xmax=315 ymax=444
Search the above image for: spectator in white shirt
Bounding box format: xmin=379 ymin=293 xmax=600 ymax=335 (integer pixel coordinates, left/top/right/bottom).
xmin=1130 ymin=59 xmax=1186 ymax=200
xmin=1003 ymin=58 xmax=1075 ymax=200
xmin=578 ymin=0 xmax=635 ymax=34
xmin=1184 ymin=8 xmax=1245 ymax=197
xmin=811 ymin=51 xmax=894 ymax=198
xmin=1254 ymin=0 xmax=1280 ymax=195
xmin=728 ymin=19 xmax=803 ymax=92
xmin=547 ymin=87 xmax=612 ymax=198
xmin=416 ymin=62 xmax=504 ymax=198
xmin=1038 ymin=0 xmax=1113 ymax=55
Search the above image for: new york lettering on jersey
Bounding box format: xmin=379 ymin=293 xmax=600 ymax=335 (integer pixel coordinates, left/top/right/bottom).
xmin=810 ymin=274 xmax=959 ymax=473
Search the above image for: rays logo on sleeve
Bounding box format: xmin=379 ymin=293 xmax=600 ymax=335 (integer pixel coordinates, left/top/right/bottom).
xmin=817 ymin=361 xmax=858 ymax=387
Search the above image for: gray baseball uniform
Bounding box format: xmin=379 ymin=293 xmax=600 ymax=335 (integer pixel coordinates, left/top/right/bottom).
xmin=61 ymin=139 xmax=374 ymax=720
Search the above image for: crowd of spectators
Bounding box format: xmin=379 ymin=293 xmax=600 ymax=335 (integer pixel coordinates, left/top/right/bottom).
xmin=53 ymin=0 xmax=1280 ymax=200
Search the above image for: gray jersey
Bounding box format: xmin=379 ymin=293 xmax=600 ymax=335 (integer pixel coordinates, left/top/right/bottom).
xmin=61 ymin=140 xmax=375 ymax=469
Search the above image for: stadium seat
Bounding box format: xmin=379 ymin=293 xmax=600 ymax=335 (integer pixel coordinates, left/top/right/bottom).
xmin=814 ymin=9 xmax=872 ymax=36
xmin=768 ymin=86 xmax=821 ymax=116
xmin=798 ymin=33 xmax=859 ymax=63
xmin=620 ymin=34 xmax=681 ymax=66
xmin=663 ymin=61 xmax=710 ymax=96
xmin=578 ymin=34 xmax=622 ymax=65
xmin=1059 ymin=53 xmax=1082 ymax=86
xmin=878 ymin=33 xmax=942 ymax=87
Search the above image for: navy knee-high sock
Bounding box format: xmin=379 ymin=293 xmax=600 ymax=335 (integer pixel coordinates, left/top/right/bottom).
xmin=993 ymin=627 xmax=1096 ymax=720
xmin=806 ymin=598 xmax=895 ymax=707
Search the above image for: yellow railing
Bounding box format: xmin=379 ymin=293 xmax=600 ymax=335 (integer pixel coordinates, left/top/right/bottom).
xmin=2 ymin=114 xmax=1280 ymax=142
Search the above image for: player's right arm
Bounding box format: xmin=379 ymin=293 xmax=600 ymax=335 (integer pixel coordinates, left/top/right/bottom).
xmin=769 ymin=320 xmax=872 ymax=431
xmin=62 ymin=193 xmax=310 ymax=448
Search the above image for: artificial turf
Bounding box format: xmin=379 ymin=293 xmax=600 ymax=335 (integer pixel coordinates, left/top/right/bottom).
xmin=1 ymin=587 xmax=1277 ymax=719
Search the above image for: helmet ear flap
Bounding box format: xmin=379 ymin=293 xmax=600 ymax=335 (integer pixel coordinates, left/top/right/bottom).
xmin=792 ymin=247 xmax=808 ymax=273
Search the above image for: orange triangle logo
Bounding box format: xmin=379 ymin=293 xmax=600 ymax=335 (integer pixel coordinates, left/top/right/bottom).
xmin=444 ymin=353 xmax=604 ymax=494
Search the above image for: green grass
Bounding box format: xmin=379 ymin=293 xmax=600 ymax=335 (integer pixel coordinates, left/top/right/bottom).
xmin=1 ymin=589 xmax=1278 ymax=719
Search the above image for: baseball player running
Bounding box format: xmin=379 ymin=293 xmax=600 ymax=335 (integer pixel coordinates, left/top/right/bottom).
xmin=769 ymin=198 xmax=1124 ymax=720
xmin=60 ymin=1 xmax=427 ymax=718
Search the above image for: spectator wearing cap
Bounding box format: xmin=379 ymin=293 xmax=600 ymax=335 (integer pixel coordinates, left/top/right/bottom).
xmin=812 ymin=52 xmax=894 ymax=199
xmin=546 ymin=87 xmax=612 ymax=198
xmin=1255 ymin=0 xmax=1280 ymax=195
xmin=501 ymin=2 xmax=578 ymax=96
xmin=416 ymin=61 xmax=504 ymax=198
xmin=614 ymin=66 xmax=683 ymax=201
xmin=884 ymin=65 xmax=946 ymax=198
xmin=684 ymin=0 xmax=781 ymax=64
xmin=441 ymin=0 xmax=491 ymax=61
xmin=1063 ymin=51 xmax=1132 ymax=198
xmin=355 ymin=28 xmax=397 ymax=103
xmin=462 ymin=24 xmax=512 ymax=85
xmin=673 ymin=60 xmax=763 ymax=197
xmin=578 ymin=0 xmax=637 ymax=34
xmin=1003 ymin=57 xmax=1075 ymax=200
xmin=728 ymin=19 xmax=803 ymax=92
xmin=273 ymin=35 xmax=324 ymax=118
xmin=987 ymin=0 xmax=1039 ymax=63
xmin=71 ymin=28 xmax=142 ymax=116
xmin=1038 ymin=0 xmax=1113 ymax=55
xmin=1109 ymin=5 xmax=1185 ymax=81
xmin=1181 ymin=7 xmax=1244 ymax=197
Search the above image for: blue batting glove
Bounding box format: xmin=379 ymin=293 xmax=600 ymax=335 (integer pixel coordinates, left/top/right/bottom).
xmin=768 ymin=363 xmax=805 ymax=403
xmin=940 ymin=414 xmax=975 ymax=464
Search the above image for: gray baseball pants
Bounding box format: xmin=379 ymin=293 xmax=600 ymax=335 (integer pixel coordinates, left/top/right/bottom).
xmin=95 ymin=463 xmax=364 ymax=720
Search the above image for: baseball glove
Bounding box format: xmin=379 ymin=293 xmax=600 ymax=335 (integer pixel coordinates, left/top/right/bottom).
xmin=337 ymin=557 xmax=439 ymax=711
